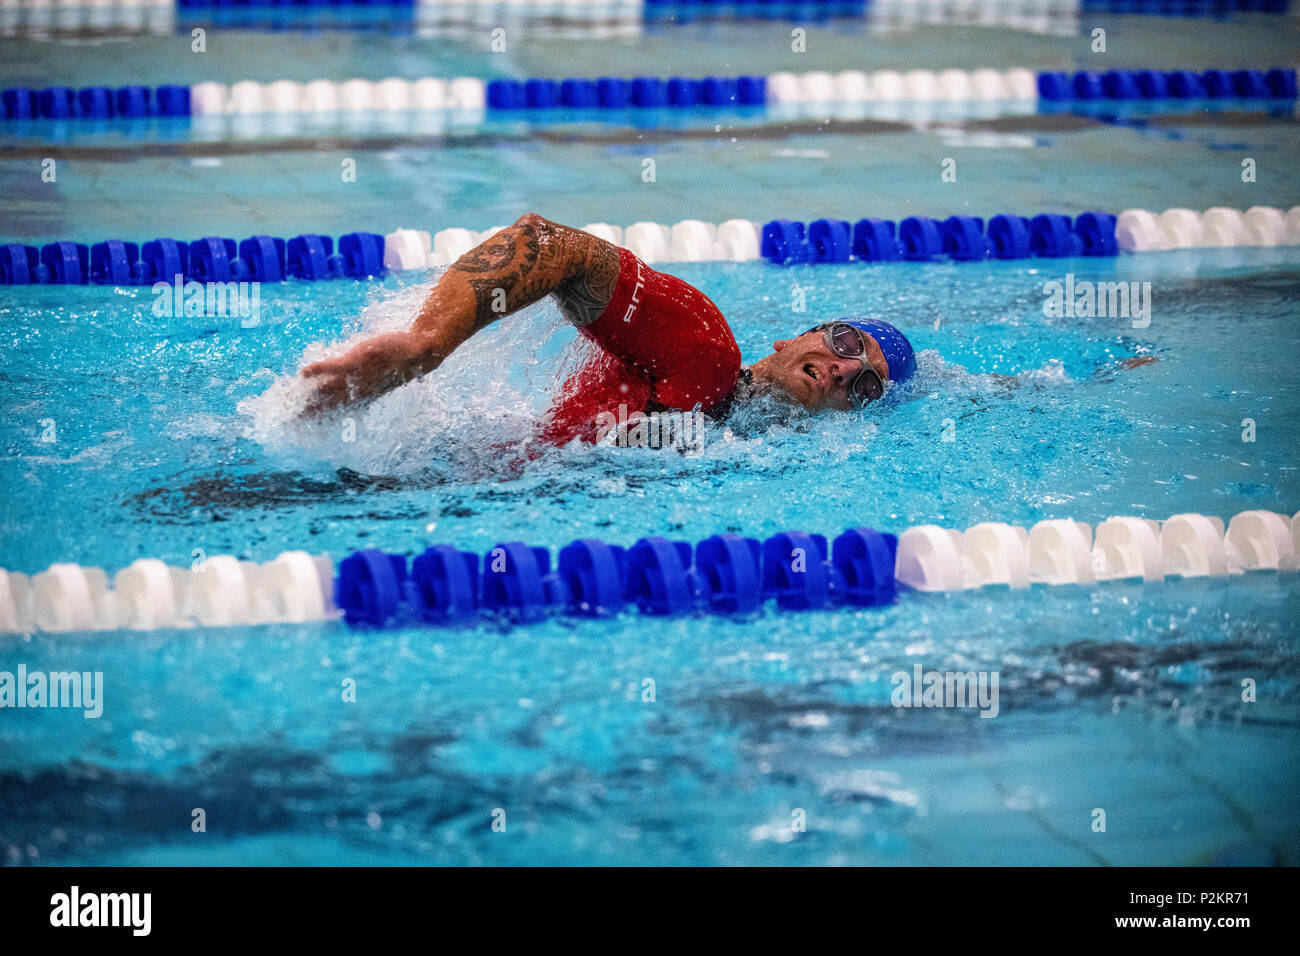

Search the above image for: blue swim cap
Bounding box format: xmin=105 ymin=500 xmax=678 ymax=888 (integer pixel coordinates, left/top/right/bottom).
xmin=841 ymin=318 xmax=917 ymax=384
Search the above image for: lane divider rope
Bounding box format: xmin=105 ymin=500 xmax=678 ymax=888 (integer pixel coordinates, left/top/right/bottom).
xmin=2 ymin=0 xmax=1290 ymax=41
xmin=1115 ymin=205 xmax=1300 ymax=251
xmin=8 ymin=0 xmax=1286 ymax=28
xmin=3 ymin=67 xmax=1292 ymax=125
xmin=1 ymin=0 xmax=643 ymax=38
xmin=0 ymin=205 xmax=1294 ymax=283
xmin=5 ymin=205 xmax=1299 ymax=285
xmin=1 ymin=0 xmax=175 ymax=38
xmin=2 ymin=509 xmax=1294 ymax=634
xmin=1036 ymin=66 xmax=1296 ymax=102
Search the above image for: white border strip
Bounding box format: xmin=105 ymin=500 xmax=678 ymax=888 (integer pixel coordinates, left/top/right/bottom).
xmin=1117 ymin=205 xmax=1300 ymax=251
xmin=897 ymin=510 xmax=1299 ymax=591
xmin=383 ymin=219 xmax=762 ymax=269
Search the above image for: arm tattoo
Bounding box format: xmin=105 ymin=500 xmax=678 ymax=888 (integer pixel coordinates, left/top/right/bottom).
xmin=450 ymin=227 xmax=541 ymax=328
xmin=555 ymin=240 xmax=620 ymax=327
xmin=446 ymin=215 xmax=619 ymax=330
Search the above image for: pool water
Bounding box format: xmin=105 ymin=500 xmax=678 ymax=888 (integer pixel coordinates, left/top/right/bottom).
xmin=3 ymin=252 xmax=1300 ymax=566
xmin=3 ymin=249 xmax=1299 ymax=864
xmin=2 ymin=12 xmax=1299 ymax=866
xmin=2 ymin=571 xmax=1296 ymax=866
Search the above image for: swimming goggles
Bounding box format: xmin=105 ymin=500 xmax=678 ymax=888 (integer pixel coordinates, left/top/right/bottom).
xmin=810 ymin=322 xmax=885 ymax=407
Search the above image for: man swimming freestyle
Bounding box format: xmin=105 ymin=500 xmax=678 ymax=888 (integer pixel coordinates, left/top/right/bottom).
xmin=302 ymin=213 xmax=917 ymax=445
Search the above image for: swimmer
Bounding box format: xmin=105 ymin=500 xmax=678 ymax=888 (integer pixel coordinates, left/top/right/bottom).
xmin=301 ymin=213 xmax=918 ymax=444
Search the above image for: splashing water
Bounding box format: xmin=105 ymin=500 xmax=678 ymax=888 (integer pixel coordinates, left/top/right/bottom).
xmin=239 ymin=275 xmax=581 ymax=480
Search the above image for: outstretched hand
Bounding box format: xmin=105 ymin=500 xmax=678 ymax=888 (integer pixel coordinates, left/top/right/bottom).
xmin=300 ymin=332 xmax=435 ymax=417
xmin=300 ymin=354 xmax=364 ymax=416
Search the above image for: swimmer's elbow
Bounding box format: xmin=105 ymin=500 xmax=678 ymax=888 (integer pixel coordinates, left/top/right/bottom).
xmin=512 ymin=212 xmax=559 ymax=244
xmin=514 ymin=212 xmax=547 ymax=231
xmin=510 ymin=213 xmax=566 ymax=263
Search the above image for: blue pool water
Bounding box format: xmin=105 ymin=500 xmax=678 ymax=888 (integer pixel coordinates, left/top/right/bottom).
xmin=3 ymin=252 xmax=1300 ymax=567
xmin=3 ymin=251 xmax=1298 ymax=864
xmin=2 ymin=13 xmax=1299 ymax=865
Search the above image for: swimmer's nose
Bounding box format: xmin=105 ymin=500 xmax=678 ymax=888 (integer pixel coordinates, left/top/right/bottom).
xmin=830 ymin=357 xmax=864 ymax=386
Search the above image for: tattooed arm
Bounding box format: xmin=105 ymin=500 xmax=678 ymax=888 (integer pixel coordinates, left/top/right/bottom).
xmin=301 ymin=213 xmax=620 ymax=414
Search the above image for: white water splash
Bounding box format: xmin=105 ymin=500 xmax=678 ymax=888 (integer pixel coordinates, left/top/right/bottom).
xmin=239 ymin=278 xmax=573 ymax=477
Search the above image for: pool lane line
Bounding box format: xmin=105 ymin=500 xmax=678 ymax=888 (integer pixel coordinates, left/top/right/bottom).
xmin=0 ymin=112 xmax=1028 ymax=162
xmin=10 ymin=105 xmax=1293 ymax=161
xmin=2 ymin=510 xmax=1295 ymax=634
xmin=4 ymin=68 xmax=1292 ymax=129
xmin=6 ymin=204 xmax=1300 ymax=283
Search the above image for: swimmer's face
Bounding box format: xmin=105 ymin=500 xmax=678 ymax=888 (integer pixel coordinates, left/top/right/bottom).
xmin=755 ymin=328 xmax=890 ymax=412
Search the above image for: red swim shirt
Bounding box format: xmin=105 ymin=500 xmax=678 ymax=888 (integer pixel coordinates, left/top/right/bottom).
xmin=540 ymin=248 xmax=742 ymax=446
